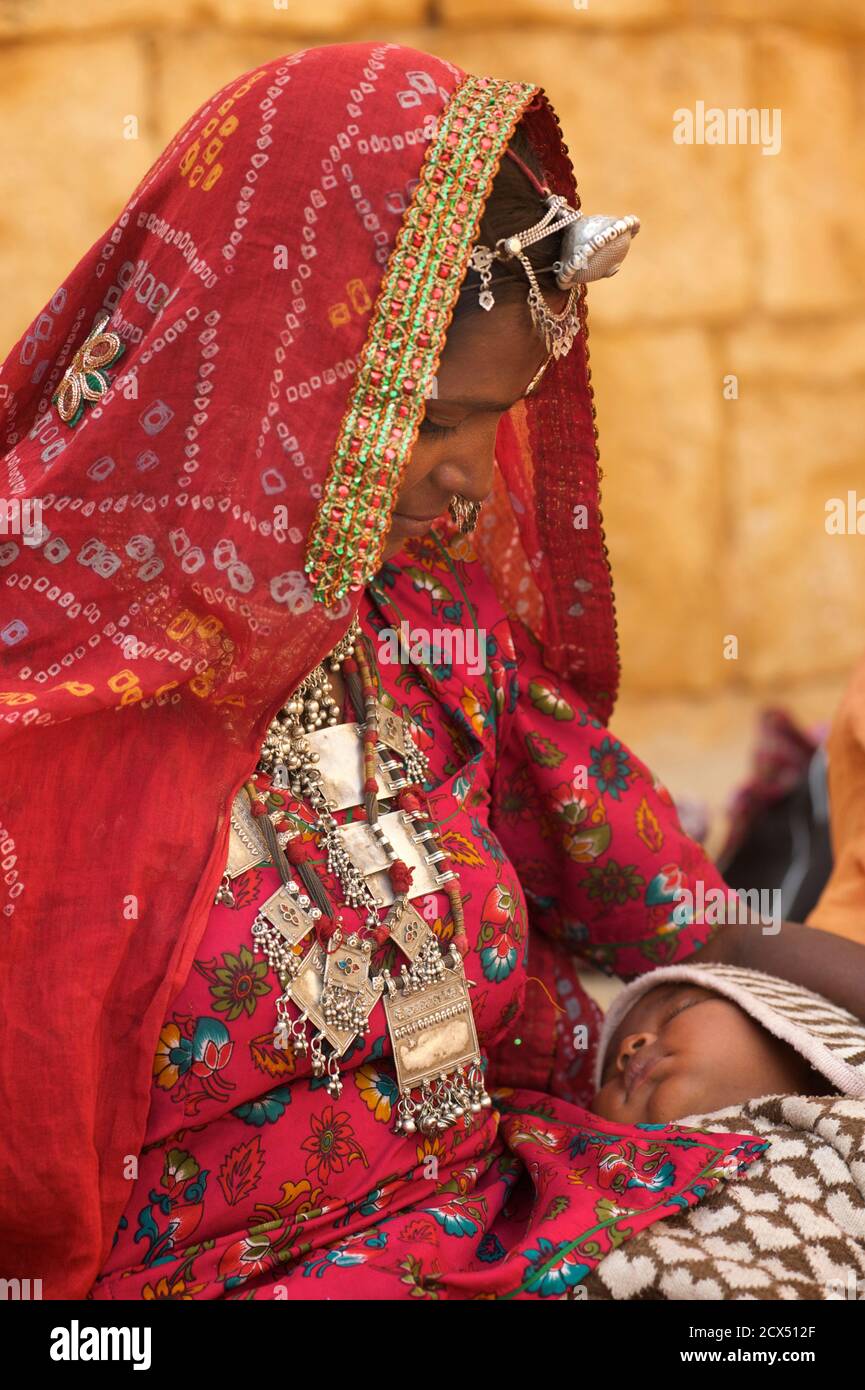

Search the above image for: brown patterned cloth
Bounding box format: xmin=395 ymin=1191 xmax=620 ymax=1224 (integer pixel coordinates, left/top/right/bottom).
xmin=585 ymin=964 xmax=865 ymax=1300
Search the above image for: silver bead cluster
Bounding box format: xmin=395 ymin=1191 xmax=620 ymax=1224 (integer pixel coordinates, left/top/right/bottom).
xmin=394 ymin=1067 xmax=491 ymax=1137
xmin=321 ymin=982 xmax=374 ymax=1037
xmin=404 ymin=728 xmax=430 ymax=787
xmin=294 ymin=681 xmax=339 ymax=733
xmin=251 ymin=913 xmax=300 ymax=989
xmin=318 ymin=820 xmax=380 ymax=928
xmin=257 ymin=615 xmax=360 ymax=780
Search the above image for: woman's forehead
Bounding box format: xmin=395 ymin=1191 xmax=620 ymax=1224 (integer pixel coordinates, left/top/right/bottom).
xmin=435 ymin=298 xmax=547 ymax=404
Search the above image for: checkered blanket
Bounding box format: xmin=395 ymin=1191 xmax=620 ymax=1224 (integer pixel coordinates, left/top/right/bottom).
xmin=585 ymin=965 xmax=865 ymax=1301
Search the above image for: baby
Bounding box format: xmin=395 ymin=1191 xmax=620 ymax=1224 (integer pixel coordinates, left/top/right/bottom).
xmin=584 ymin=961 xmax=865 ymax=1301
xmin=590 ymin=962 xmax=859 ymax=1124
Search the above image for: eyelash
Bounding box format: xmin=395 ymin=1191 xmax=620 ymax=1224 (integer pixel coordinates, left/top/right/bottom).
xmin=665 ymin=996 xmax=700 ymax=1024
xmin=418 ymin=417 xmax=458 ymax=439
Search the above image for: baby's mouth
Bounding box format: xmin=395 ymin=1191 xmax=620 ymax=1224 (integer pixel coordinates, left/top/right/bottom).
xmin=624 ymin=1041 xmax=667 ymax=1099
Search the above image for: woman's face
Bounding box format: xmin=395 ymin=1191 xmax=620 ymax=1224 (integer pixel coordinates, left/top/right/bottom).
xmin=381 ymin=288 xmax=560 ymax=560
xmin=592 ymin=982 xmax=830 ymax=1124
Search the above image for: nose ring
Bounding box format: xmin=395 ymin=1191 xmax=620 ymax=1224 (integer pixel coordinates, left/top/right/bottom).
xmin=449 ymin=495 xmax=481 ymax=534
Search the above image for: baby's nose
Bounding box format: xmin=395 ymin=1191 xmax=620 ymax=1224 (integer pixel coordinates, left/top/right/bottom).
xmin=616 ymin=1031 xmax=657 ymax=1072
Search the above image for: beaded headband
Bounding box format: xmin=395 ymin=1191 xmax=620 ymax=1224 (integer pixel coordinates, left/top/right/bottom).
xmin=304 ymin=74 xmax=539 ymax=606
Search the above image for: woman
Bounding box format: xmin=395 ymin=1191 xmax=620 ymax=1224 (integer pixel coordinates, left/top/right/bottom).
xmin=0 ymin=42 xmax=854 ymax=1302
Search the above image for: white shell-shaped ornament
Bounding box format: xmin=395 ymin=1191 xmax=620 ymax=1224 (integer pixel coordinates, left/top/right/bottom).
xmin=554 ymin=213 xmax=641 ymax=287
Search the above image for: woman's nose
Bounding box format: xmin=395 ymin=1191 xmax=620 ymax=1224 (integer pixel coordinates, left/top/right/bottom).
xmin=432 ymin=421 xmax=498 ymax=503
xmin=615 ymin=1031 xmax=656 ymax=1074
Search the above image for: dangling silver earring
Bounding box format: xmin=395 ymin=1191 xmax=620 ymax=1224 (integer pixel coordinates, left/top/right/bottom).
xmin=449 ymin=495 xmax=481 ymax=533
xmin=467 ymin=246 xmax=496 ymax=311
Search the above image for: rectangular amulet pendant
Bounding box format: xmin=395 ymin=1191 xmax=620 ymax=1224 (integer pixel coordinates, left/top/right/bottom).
xmin=337 ymin=810 xmax=440 ymax=904
xmin=302 ymin=722 xmax=402 ymax=810
xmin=383 ymin=956 xmax=481 ymax=1092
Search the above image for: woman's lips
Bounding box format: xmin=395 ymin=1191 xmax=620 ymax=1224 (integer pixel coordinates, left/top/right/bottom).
xmin=389 ymin=509 xmax=440 ymax=533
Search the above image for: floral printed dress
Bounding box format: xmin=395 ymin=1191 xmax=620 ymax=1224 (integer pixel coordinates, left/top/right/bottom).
xmin=90 ymin=533 xmax=766 ymax=1301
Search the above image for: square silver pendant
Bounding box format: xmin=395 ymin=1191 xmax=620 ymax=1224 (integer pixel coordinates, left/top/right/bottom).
xmin=386 ymin=898 xmax=434 ymax=962
xmin=304 ymin=721 xmax=399 ymax=811
xmin=324 ymin=930 xmax=374 ymax=995
xmin=375 ymin=702 xmax=408 ymax=757
xmin=290 ymin=941 xmax=382 ymax=1056
xmin=259 ymin=884 xmax=317 ymax=946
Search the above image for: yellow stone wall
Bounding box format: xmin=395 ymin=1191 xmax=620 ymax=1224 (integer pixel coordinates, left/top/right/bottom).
xmin=1 ymin=0 xmax=862 ymax=831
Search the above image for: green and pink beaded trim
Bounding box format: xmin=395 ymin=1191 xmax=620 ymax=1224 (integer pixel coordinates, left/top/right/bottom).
xmin=304 ymin=73 xmax=538 ymax=606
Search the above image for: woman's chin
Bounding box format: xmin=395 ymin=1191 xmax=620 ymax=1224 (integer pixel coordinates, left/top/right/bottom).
xmin=381 ymin=516 xmax=436 ymax=560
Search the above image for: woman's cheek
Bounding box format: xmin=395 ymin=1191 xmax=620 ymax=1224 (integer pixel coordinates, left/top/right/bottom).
xmin=397 ymin=441 xmax=436 ymax=492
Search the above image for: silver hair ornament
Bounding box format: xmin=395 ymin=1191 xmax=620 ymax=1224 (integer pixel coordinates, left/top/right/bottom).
xmin=465 ymin=194 xmax=640 ymax=359
xmin=554 ymin=211 xmax=641 ymax=287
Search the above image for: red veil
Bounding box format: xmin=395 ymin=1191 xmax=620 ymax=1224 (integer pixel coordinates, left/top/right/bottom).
xmin=0 ymin=43 xmax=617 ymax=1295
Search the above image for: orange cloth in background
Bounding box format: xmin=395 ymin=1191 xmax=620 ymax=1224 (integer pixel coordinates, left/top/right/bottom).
xmin=807 ymin=653 xmax=865 ymax=945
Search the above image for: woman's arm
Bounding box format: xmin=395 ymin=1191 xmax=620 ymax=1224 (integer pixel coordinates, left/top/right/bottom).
xmin=698 ymin=919 xmax=865 ymax=1022
xmin=490 ymin=612 xmax=738 ymax=980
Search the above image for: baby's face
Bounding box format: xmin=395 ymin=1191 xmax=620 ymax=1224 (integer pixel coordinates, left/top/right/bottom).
xmin=592 ymin=982 xmax=828 ymax=1124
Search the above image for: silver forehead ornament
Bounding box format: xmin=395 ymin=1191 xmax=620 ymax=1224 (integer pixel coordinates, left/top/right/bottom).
xmin=466 ymin=194 xmax=640 ymax=359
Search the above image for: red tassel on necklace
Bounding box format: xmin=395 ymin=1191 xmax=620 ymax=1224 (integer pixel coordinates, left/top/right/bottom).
xmin=318 ymin=916 xmax=340 ymax=944
xmin=388 ymin=859 xmax=414 ymax=895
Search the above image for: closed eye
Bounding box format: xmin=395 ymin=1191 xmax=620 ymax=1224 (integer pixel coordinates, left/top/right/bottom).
xmin=664 ymin=995 xmax=708 ymax=1025
xmin=418 ymin=416 xmax=458 ymax=439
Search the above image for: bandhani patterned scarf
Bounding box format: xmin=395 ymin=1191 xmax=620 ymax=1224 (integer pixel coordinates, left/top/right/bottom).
xmin=0 ymin=42 xmax=617 ymax=1295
